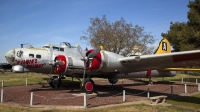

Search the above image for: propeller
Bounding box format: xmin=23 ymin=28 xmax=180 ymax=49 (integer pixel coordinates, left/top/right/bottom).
xmin=48 ymin=44 xmax=64 ymax=72
xmin=54 ymin=61 xmax=64 ymax=65
xmin=47 ymin=44 xmax=67 ymax=89
xmin=76 ymin=44 xmax=88 ymax=86
xmin=76 ymin=44 xmax=103 ymax=61
xmin=76 ymin=44 xmax=103 ymax=87
xmin=87 ymin=47 xmax=101 ymax=58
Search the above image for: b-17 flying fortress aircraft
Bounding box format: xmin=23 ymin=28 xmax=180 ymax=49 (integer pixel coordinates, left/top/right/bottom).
xmin=5 ymin=38 xmax=200 ymax=93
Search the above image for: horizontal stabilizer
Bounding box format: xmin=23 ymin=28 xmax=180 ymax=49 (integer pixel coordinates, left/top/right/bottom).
xmin=162 ymin=68 xmax=200 ymax=71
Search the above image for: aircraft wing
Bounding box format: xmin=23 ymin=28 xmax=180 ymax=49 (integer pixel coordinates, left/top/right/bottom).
xmin=119 ymin=50 xmax=200 ymax=72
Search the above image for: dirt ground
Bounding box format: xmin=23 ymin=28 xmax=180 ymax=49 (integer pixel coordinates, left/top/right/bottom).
xmin=0 ymin=79 xmax=198 ymax=109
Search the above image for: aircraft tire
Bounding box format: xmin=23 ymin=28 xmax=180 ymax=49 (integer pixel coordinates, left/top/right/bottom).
xmin=108 ymin=77 xmax=118 ymax=84
xmin=80 ymin=78 xmax=94 ymax=94
xmin=47 ymin=78 xmax=55 ymax=88
xmin=53 ymin=78 xmax=61 ymax=88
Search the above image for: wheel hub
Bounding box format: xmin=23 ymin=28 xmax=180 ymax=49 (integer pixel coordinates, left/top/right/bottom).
xmin=85 ymin=82 xmax=93 ymax=91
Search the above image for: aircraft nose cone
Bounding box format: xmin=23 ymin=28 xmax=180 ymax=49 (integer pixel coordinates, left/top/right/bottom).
xmin=5 ymin=49 xmax=15 ymax=65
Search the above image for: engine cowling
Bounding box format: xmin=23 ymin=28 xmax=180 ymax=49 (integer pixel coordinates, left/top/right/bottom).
xmin=85 ymin=49 xmax=102 ymax=71
xmin=53 ymin=55 xmax=67 ymax=74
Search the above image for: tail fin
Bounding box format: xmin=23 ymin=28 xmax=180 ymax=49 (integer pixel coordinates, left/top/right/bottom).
xmin=154 ymin=38 xmax=171 ymax=54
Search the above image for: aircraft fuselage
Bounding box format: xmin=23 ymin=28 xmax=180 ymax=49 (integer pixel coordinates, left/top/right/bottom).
xmin=5 ymin=43 xmax=176 ymax=78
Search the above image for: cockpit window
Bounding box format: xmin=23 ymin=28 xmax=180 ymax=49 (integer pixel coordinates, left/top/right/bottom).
xmin=53 ymin=47 xmax=59 ymax=51
xmin=60 ymin=48 xmax=64 ymax=51
xmin=29 ymin=54 xmax=34 ymax=58
xmin=42 ymin=46 xmax=50 ymax=48
xmin=42 ymin=45 xmax=64 ymax=52
xmin=36 ymin=54 xmax=41 ymax=58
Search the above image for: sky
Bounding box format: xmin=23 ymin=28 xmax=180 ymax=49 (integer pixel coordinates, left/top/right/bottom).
xmin=0 ymin=0 xmax=190 ymax=63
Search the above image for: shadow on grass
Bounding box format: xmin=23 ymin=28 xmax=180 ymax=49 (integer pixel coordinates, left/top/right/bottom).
xmin=168 ymin=94 xmax=200 ymax=107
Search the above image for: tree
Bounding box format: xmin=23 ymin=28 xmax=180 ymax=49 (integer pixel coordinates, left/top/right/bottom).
xmin=162 ymin=0 xmax=200 ymax=51
xmin=162 ymin=22 xmax=195 ymax=51
xmin=80 ymin=15 xmax=155 ymax=56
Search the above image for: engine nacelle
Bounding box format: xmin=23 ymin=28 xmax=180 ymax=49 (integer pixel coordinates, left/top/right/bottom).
xmin=85 ymin=50 xmax=124 ymax=72
xmin=53 ymin=55 xmax=67 ymax=74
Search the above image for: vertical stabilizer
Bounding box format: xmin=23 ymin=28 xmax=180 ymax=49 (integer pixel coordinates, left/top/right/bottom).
xmin=154 ymin=38 xmax=171 ymax=54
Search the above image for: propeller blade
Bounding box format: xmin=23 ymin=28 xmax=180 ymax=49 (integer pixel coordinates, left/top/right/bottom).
xmin=87 ymin=48 xmax=100 ymax=58
xmin=76 ymin=44 xmax=86 ymax=59
xmin=87 ymin=45 xmax=103 ymax=58
xmin=54 ymin=61 xmax=64 ymax=66
xmin=82 ymin=66 xmax=86 ymax=87
xmin=49 ymin=44 xmax=55 ymax=65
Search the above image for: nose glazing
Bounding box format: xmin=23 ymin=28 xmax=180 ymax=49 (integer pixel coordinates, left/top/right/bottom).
xmin=5 ymin=49 xmax=15 ymax=65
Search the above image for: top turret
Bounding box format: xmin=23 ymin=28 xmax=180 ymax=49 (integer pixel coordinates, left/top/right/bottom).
xmin=60 ymin=42 xmax=71 ymax=48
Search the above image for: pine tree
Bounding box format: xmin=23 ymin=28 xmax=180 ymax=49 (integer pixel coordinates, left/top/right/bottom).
xmin=162 ymin=0 xmax=200 ymax=51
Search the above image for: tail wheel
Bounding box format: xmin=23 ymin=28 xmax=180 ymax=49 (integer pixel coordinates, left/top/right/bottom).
xmin=80 ymin=78 xmax=94 ymax=94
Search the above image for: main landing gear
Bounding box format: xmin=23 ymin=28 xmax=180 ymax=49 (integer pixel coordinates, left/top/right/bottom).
xmin=47 ymin=76 xmax=61 ymax=88
xmin=47 ymin=75 xmax=95 ymax=94
xmin=80 ymin=78 xmax=95 ymax=94
xmin=148 ymin=77 xmax=153 ymax=85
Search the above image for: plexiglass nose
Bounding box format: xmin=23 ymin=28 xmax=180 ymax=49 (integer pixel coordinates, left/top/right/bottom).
xmin=5 ymin=49 xmax=15 ymax=65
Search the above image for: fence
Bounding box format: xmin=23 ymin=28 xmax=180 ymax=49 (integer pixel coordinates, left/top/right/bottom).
xmin=181 ymin=77 xmax=199 ymax=85
xmin=1 ymin=84 xmax=199 ymax=107
xmin=0 ymin=78 xmax=200 ymax=108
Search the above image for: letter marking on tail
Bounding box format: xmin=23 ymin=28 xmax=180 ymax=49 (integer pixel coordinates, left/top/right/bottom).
xmin=162 ymin=42 xmax=167 ymax=51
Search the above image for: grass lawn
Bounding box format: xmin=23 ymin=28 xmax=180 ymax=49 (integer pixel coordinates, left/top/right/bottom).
xmin=0 ymin=72 xmax=48 ymax=87
xmin=153 ymin=73 xmax=200 ymax=83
